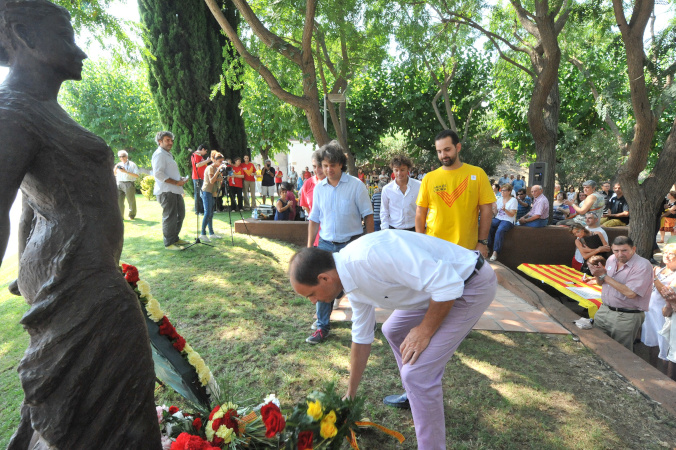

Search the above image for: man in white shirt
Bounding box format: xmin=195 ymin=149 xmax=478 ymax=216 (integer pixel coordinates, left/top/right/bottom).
xmin=306 ymin=140 xmax=374 ymax=344
xmin=380 ymin=155 xmax=421 ymax=232
xmin=114 ymin=149 xmax=140 ymax=220
xmin=289 ymin=230 xmax=497 ymax=450
xmin=151 ymin=131 xmax=189 ymax=250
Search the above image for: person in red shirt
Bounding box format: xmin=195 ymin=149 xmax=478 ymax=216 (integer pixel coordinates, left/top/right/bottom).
xmin=228 ymin=157 xmax=245 ymax=212
xmin=303 ymin=167 xmax=311 ymax=180
xmin=190 ymin=145 xmax=210 ymax=214
xmin=357 ymin=168 xmax=366 ymax=184
xmin=241 ymin=154 xmax=256 ymax=210
xmin=275 ymin=167 xmax=284 ymax=193
xmin=299 ymin=151 xmax=326 ymax=247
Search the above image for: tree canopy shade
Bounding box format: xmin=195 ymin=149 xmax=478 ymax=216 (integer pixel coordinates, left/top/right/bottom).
xmin=138 ymin=0 xmax=247 ymax=184
xmin=59 ymin=59 xmax=162 ymax=167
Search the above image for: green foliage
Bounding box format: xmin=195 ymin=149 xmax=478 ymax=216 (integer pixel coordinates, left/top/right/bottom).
xmin=59 ymin=58 xmax=161 ymax=168
xmin=138 ymin=0 xmax=247 ymax=188
xmin=140 ymin=175 xmax=156 ymax=201
xmin=555 ymin=126 xmax=623 ymax=188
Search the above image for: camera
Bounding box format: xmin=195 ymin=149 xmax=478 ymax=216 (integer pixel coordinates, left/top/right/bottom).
xmin=219 ymin=164 xmax=234 ymax=177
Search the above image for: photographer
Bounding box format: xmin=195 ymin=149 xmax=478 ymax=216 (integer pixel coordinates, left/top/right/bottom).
xmin=200 ymin=153 xmax=224 ymax=241
xmin=227 ymin=157 xmax=245 ymax=212
xmin=261 ymin=159 xmax=276 ymax=206
xmin=114 ymin=150 xmax=139 ymax=220
xmin=190 ymin=145 xmax=211 ymax=215
xmin=214 ymin=155 xmax=230 ymax=212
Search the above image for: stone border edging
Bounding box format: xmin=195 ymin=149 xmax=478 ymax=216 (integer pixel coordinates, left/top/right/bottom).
xmin=491 ymin=262 xmax=676 ymax=419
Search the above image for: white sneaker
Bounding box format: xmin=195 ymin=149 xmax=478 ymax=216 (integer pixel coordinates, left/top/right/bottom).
xmin=210 ymin=234 xmax=223 ymax=239
xmin=199 ymin=234 xmax=210 ymax=242
xmin=490 ymin=252 xmax=498 ymax=262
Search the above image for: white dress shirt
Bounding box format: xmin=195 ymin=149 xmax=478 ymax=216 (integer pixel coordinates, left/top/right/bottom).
xmin=115 ymin=160 xmax=139 ymax=183
xmin=334 ymin=230 xmax=481 ymax=344
xmin=380 ymin=178 xmax=421 ymax=230
xmin=152 ymin=147 xmax=183 ymax=195
xmin=309 ymin=172 xmax=373 ymax=243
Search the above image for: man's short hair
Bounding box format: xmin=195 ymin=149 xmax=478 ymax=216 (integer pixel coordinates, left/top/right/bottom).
xmin=517 ymin=189 xmax=526 ymax=195
xmin=196 ymin=144 xmax=207 ymax=152
xmin=117 ymin=150 xmax=128 ymax=157
xmin=434 ymin=129 xmax=460 ymax=145
xmin=318 ymin=140 xmax=347 ymax=172
xmin=582 ymin=180 xmax=597 ymax=188
xmin=289 ymin=247 xmax=337 ymax=286
xmin=612 ymin=235 xmax=634 ymax=247
xmin=155 ymin=131 xmax=174 ymax=143
xmin=311 ymin=149 xmax=322 ymax=166
xmin=390 ymin=155 xmax=413 ymax=169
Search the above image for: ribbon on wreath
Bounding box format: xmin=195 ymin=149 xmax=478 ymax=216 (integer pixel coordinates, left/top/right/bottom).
xmin=345 ymin=421 xmax=405 ymax=449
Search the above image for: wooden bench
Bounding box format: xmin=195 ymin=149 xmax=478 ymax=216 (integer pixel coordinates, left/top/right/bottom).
xmin=498 ymin=225 xmax=629 ymax=272
xmin=234 ymin=219 xmax=307 ymax=247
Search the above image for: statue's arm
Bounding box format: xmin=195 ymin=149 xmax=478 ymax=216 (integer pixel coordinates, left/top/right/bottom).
xmin=0 ymin=118 xmax=39 ymax=266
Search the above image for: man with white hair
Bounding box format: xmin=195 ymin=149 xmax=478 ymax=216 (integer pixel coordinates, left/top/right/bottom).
xmin=114 ymin=149 xmax=139 ymax=220
xmin=516 ymin=185 xmax=549 ymax=227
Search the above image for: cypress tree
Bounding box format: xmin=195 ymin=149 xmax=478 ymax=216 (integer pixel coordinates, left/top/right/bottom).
xmin=138 ymin=0 xmax=246 ymax=181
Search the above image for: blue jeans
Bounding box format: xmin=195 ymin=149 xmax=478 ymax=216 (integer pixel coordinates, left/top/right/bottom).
xmin=488 ymin=218 xmax=513 ymax=253
xmin=201 ymin=190 xmax=214 ymax=235
xmin=193 ymin=179 xmax=204 ymax=214
xmin=316 ymin=237 xmax=353 ymax=332
xmin=518 ymin=218 xmax=547 ymax=228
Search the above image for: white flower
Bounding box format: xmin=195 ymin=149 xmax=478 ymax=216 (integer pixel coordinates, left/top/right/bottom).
xmin=137 ymin=280 xmax=151 ymax=297
xmin=160 ymin=436 xmax=173 ymax=450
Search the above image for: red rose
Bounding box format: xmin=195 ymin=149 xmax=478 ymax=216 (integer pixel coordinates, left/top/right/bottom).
xmin=168 ymin=405 xmax=179 ymax=414
xmin=263 ymin=408 xmax=285 ymax=438
xmin=211 ymin=417 xmax=222 ymax=431
xmin=297 ymin=430 xmax=314 ymax=450
xmin=173 ymin=336 xmax=186 ymax=352
xmin=260 ymin=402 xmax=280 ymax=421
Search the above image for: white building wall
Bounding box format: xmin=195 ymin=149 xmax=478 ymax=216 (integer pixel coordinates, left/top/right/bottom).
xmin=252 ymin=140 xmax=318 ymax=181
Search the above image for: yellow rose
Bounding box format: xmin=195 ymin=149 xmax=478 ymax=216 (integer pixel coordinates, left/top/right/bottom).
xmin=212 ymin=409 xmax=225 ymax=420
xmin=306 ymin=400 xmax=323 ymax=421
xmin=137 ymin=280 xmax=151 ymax=297
xmin=322 ymin=410 xmax=337 ymax=425
xmin=216 ymin=426 xmax=234 ymax=443
xmin=319 ymin=421 xmax=338 ymax=439
xmin=146 ymin=298 xmax=164 ymax=321
xmin=183 ymin=343 xmax=193 ymax=354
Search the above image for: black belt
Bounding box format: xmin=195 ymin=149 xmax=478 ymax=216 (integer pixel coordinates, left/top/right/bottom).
xmin=328 ymin=234 xmax=362 ymax=246
xmin=465 ymin=255 xmax=485 ymax=284
xmin=606 ymin=305 xmax=643 ymax=313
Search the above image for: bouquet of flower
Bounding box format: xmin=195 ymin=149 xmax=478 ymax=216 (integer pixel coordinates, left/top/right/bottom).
xmin=281 ymin=383 xmax=364 ymax=450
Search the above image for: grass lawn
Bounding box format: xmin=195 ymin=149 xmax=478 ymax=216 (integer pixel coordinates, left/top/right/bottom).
xmin=1 ymin=195 xmax=675 ymax=448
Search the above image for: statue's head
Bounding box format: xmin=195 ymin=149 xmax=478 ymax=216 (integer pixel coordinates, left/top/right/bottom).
xmin=0 ymin=0 xmax=86 ymax=80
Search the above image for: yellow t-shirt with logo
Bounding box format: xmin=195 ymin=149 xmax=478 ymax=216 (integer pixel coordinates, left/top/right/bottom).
xmin=416 ymin=163 xmax=496 ymax=249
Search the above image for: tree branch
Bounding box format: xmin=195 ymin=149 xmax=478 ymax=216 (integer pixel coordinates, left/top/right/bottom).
xmin=228 ymin=0 xmax=303 ymax=65
xmin=203 ymin=0 xmax=307 ymax=109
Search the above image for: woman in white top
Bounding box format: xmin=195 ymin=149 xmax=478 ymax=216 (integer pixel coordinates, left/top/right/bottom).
xmin=488 ymin=183 xmax=518 ymax=261
xmin=642 ymin=243 xmax=676 ymax=379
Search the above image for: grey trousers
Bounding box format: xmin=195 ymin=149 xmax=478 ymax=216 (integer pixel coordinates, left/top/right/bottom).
xmin=117 ymin=181 xmax=137 ymax=219
xmin=243 ymin=180 xmax=256 ymax=208
xmin=157 ymin=192 xmax=185 ymax=246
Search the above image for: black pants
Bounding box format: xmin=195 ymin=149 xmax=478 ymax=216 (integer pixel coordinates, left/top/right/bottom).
xmin=229 ymin=186 xmax=243 ymax=211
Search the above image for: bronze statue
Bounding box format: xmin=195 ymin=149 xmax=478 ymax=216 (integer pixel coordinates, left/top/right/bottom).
xmin=0 ymin=1 xmax=161 ymax=448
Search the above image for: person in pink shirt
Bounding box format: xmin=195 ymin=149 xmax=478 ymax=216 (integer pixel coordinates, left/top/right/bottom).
xmin=299 ymin=151 xmax=325 ymax=246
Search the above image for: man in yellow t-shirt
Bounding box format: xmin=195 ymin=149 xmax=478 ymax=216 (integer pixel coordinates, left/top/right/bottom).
xmin=415 ymin=129 xmax=495 ymax=254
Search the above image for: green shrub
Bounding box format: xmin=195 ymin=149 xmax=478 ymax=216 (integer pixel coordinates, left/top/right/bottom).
xmin=140 ymin=175 xmax=156 ymax=201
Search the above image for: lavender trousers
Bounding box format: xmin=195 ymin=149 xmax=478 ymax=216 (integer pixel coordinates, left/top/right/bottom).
xmin=381 ymin=263 xmax=497 ymax=449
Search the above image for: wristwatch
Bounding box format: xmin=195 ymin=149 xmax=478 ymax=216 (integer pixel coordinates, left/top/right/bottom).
xmin=598 ymin=274 xmax=607 ymax=282
xmin=478 ymin=239 xmax=489 ymax=246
